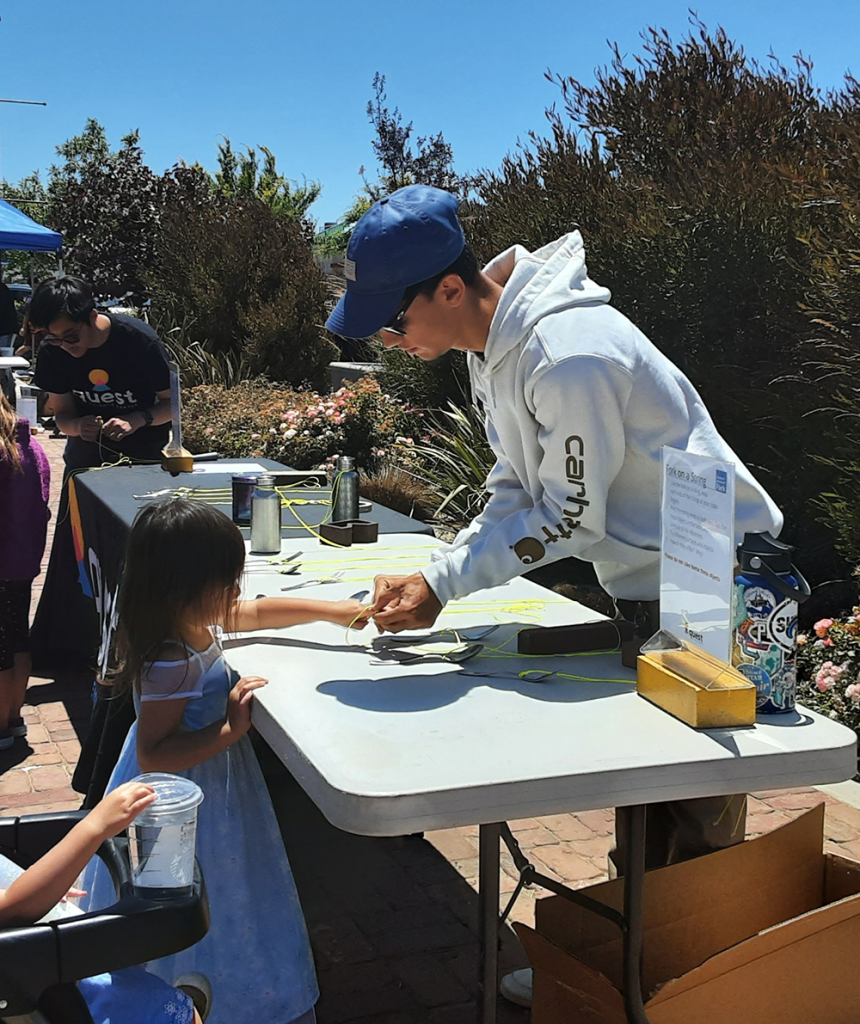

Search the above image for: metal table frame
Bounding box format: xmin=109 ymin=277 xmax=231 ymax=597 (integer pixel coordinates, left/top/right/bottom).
xmin=478 ymin=807 xmax=649 ymax=1024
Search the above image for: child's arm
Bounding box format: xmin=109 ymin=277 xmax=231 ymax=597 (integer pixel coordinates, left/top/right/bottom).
xmin=0 ymin=782 xmax=156 ymax=927
xmin=136 ymin=676 xmax=266 ymax=773
xmin=229 ymin=596 xmax=372 ymax=633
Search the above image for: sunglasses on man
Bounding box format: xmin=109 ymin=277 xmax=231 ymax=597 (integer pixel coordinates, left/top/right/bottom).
xmin=40 ymin=327 xmax=84 ymax=347
xmin=381 ymin=285 xmax=421 ymax=337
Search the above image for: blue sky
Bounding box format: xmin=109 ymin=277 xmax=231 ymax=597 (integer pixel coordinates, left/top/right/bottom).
xmin=1 ymin=0 xmax=857 ymax=225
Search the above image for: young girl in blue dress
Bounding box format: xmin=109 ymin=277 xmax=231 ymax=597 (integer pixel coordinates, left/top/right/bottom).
xmin=81 ymin=497 xmax=371 ymax=1024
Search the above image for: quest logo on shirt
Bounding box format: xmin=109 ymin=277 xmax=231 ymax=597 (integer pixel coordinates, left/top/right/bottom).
xmin=72 ymin=369 xmax=139 ymax=408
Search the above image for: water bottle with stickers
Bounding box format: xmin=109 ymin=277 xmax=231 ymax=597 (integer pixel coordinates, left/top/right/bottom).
xmin=730 ymin=532 xmax=810 ymax=713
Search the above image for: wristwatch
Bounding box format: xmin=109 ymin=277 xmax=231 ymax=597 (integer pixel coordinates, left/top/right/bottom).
xmin=140 ymin=408 xmax=154 ymax=427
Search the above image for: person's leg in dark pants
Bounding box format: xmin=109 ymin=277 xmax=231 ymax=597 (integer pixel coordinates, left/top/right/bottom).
xmin=610 ymin=598 xmax=747 ymax=877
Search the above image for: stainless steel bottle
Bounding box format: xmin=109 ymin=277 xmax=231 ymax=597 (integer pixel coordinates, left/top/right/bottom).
xmin=331 ymin=456 xmax=359 ymax=522
xmin=250 ymin=473 xmax=281 ymax=554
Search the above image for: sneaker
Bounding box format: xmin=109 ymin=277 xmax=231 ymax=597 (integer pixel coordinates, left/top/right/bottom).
xmin=174 ymin=972 xmax=212 ymax=1021
xmin=500 ymin=967 xmax=533 ymax=1008
xmin=9 ymin=718 xmax=27 ymax=739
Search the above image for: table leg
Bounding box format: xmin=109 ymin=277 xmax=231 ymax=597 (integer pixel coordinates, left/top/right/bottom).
xmin=619 ymin=804 xmax=651 ymax=1024
xmin=477 ymin=822 xmax=501 ymax=1024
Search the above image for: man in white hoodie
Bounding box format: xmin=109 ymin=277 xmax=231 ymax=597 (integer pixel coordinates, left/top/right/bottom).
xmin=328 ymin=185 xmax=781 ymax=626
xmin=327 ymin=185 xmax=782 ymax=1006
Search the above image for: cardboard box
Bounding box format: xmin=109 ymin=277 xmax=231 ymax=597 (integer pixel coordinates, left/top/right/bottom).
xmin=637 ymin=651 xmax=756 ymax=728
xmin=515 ymin=805 xmax=860 ymax=1024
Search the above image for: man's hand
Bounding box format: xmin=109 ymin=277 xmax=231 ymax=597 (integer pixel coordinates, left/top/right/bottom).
xmin=371 ymin=573 xmax=443 ymax=632
xmin=77 ymin=415 xmax=103 ymax=442
xmin=101 ymin=414 xmax=143 ymax=441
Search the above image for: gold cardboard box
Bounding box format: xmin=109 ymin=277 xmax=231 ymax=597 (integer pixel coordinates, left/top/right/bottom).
xmin=637 ymin=648 xmax=756 ymax=728
xmin=161 ymin=446 xmax=194 ymax=476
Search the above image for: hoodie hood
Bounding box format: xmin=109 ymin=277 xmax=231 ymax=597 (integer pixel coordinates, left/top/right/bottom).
xmin=482 ymin=231 xmax=612 ymax=371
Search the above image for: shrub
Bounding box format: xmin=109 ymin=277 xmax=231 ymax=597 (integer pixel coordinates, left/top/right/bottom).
xmin=394 ymin=401 xmax=493 ymax=530
xmin=183 ymin=376 xmax=424 ymax=474
xmin=797 ymin=612 xmax=860 ymax=737
xmin=373 ymin=342 xmax=471 ymax=412
xmin=462 ymin=23 xmax=860 ymax=593
xmin=149 ymin=195 xmax=337 ymax=391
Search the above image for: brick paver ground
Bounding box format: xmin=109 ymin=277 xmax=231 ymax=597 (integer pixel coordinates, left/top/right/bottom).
xmin=3 ymin=434 xmax=859 ymax=1022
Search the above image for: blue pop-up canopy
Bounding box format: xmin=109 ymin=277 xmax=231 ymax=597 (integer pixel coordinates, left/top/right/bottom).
xmin=0 ymin=198 xmax=61 ymax=252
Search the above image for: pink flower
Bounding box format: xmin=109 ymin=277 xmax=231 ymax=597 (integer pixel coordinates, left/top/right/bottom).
xmin=204 ymin=426 xmax=214 ymax=436
xmin=823 ymin=638 xmax=833 ymax=647
xmin=814 ymin=618 xmax=835 ymax=637
xmin=846 ymin=683 xmax=860 ymax=703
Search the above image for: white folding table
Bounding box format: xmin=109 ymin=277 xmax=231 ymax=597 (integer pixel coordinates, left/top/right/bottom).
xmin=228 ymin=534 xmax=857 ymax=1024
xmin=0 ymin=355 xmax=28 ymax=407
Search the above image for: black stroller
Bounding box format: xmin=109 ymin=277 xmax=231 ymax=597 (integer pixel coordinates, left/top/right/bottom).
xmin=0 ymin=808 xmax=209 ymax=1023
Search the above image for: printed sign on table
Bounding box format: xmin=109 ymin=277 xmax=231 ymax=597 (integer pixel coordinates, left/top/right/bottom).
xmin=660 ymin=447 xmax=736 ymax=661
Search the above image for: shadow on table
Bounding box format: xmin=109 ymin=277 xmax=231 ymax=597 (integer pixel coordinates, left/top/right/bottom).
xmin=317 ymin=671 xmax=633 ymax=714
xmin=257 ymin=739 xmax=530 ymax=1024
xmin=702 ymin=709 xmax=816 ymax=758
xmin=223 ymin=636 xmax=369 ymax=657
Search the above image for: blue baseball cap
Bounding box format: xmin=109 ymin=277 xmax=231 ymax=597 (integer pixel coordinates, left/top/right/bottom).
xmin=326 ymin=185 xmax=465 ymax=339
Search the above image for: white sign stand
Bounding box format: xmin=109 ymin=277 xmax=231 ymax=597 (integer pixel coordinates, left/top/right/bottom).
xmin=660 ymin=447 xmax=736 ymax=661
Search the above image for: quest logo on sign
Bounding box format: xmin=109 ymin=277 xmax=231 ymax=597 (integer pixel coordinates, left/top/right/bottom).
xmin=72 ymin=369 xmax=139 ymax=408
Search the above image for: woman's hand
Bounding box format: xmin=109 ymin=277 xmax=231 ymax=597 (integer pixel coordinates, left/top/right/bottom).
xmin=226 ymin=676 xmax=268 ymax=737
xmin=87 ymin=781 xmax=157 ymax=840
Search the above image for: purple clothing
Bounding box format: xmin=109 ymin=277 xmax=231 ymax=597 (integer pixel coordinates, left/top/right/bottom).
xmin=0 ymin=419 xmax=51 ymax=580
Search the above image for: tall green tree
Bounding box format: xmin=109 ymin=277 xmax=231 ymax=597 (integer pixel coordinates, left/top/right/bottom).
xmin=363 ymin=73 xmax=471 ymax=200
xmin=214 ymin=137 xmax=321 ymax=220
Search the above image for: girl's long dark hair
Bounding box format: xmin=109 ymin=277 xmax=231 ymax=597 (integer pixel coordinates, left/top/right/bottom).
xmin=0 ymin=392 xmax=22 ymax=473
xmin=115 ymin=497 xmax=246 ymax=695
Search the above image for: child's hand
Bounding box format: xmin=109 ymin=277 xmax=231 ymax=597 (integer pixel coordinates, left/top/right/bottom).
xmin=333 ymin=599 xmax=374 ymax=629
xmin=227 ymin=675 xmax=268 ymax=737
xmin=87 ymin=781 xmax=157 ymax=840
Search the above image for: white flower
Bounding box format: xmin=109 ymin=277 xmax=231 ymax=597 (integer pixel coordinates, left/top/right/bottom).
xmin=285 ymin=428 xmax=296 ymax=439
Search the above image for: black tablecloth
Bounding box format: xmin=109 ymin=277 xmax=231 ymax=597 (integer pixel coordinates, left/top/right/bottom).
xmin=28 ymin=458 xmax=433 ymax=804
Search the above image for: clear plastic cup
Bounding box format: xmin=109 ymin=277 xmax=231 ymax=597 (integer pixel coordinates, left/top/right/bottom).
xmin=127 ymin=773 xmax=204 ymax=900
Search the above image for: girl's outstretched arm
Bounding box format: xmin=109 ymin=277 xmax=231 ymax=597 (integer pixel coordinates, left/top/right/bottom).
xmin=136 ymin=676 xmax=267 ymax=773
xmin=229 ymin=597 xmax=372 ymax=633
xmin=0 ymin=782 xmax=156 ymax=927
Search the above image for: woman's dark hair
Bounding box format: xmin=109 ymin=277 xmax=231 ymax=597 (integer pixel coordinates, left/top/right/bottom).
xmin=114 ymin=498 xmax=246 ymax=694
xmin=28 ymin=276 xmax=96 ymax=329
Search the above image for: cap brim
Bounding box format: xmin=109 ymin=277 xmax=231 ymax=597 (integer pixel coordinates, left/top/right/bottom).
xmin=326 ymin=287 xmax=404 ymax=339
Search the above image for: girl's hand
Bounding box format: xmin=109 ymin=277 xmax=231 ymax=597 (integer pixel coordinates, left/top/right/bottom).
xmin=332 ymin=599 xmax=374 ymax=629
xmin=227 ymin=675 xmax=268 ymax=737
xmin=87 ymin=782 xmax=157 ymax=840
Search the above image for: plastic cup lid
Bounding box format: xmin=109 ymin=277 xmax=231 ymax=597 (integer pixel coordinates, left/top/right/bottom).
xmin=130 ymin=772 xmax=204 ymax=820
